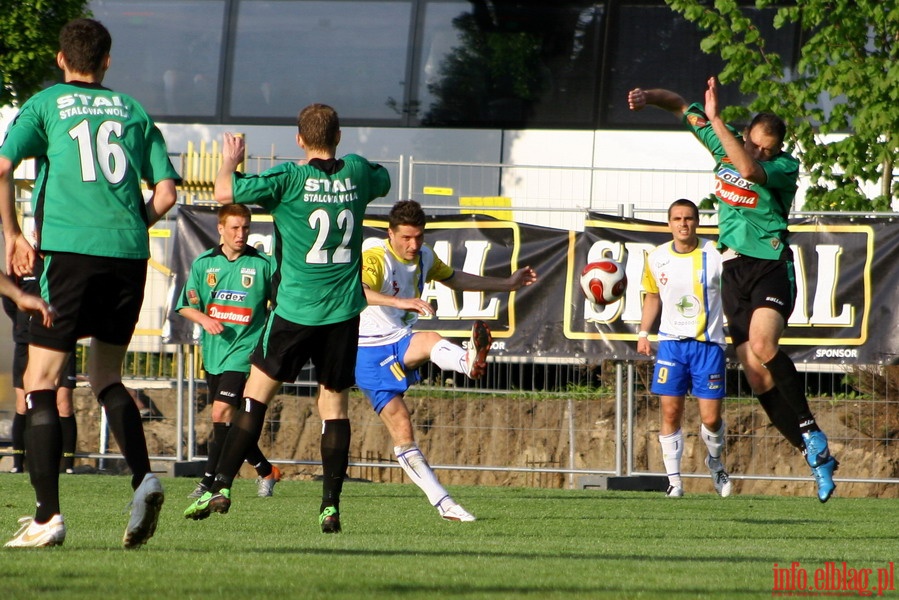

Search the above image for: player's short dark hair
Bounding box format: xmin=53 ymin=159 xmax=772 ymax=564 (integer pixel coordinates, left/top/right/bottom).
xmin=218 ymin=203 xmax=251 ymax=225
xmin=297 ymin=104 xmax=340 ymax=150
xmin=668 ymin=198 xmax=699 ymax=220
xmin=59 ymin=18 xmax=112 ymax=75
xmin=388 ymin=200 xmax=426 ymax=230
xmin=749 ymin=112 xmax=786 ymax=146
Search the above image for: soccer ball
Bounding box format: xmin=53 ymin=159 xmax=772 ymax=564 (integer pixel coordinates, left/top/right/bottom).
xmin=580 ymin=260 xmax=627 ymax=305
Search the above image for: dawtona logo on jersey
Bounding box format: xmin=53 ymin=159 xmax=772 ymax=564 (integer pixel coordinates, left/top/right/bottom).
xmin=207 ymin=304 xmax=252 ymax=325
xmin=211 ymin=290 xmax=247 ymax=303
xmin=714 ymin=168 xmax=759 ymax=209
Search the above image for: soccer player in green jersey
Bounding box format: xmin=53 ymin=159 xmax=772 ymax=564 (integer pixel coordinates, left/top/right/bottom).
xmin=0 ymin=18 xmax=180 ymax=548
xmin=177 ymin=204 xmax=282 ymax=499
xmin=627 ymin=77 xmax=838 ymax=503
xmin=184 ymin=103 xmax=391 ymax=533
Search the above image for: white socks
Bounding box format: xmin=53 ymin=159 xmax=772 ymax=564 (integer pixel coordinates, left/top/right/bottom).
xmin=429 ymin=339 xmax=467 ymax=374
xmin=658 ymin=429 xmax=684 ymax=488
xmin=660 ymin=422 xmax=727 ymax=487
xmin=395 ymin=443 xmax=452 ymax=508
xmin=701 ymin=421 xmax=726 ymax=459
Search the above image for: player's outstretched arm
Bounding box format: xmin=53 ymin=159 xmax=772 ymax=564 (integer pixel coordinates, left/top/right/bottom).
xmin=627 ymin=87 xmax=689 ymax=118
xmin=442 ymin=266 xmax=537 ymax=293
xmin=704 ymin=77 xmax=766 ymax=183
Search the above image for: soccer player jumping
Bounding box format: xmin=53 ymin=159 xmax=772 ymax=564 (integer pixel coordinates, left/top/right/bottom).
xmin=628 ymin=77 xmax=838 ymax=502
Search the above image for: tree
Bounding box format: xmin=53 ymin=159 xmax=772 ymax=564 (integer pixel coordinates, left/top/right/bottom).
xmin=0 ymin=1 xmax=91 ymax=107
xmin=666 ymin=0 xmax=899 ymax=212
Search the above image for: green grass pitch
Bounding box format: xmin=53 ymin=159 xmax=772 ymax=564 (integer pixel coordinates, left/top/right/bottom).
xmin=1 ymin=474 xmax=896 ymax=599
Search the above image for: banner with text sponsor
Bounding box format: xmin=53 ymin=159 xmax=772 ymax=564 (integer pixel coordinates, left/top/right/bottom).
xmin=162 ymin=205 xmax=899 ymax=365
xmin=580 ymin=212 xmax=899 ymax=366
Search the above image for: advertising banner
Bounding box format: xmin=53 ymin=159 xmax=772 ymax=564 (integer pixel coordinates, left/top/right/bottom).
xmin=163 ymin=206 xmax=899 ymax=366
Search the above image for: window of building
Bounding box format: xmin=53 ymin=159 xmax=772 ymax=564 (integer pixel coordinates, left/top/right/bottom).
xmin=226 ymin=1 xmax=413 ymax=122
xmin=94 ymin=0 xmax=226 ymax=119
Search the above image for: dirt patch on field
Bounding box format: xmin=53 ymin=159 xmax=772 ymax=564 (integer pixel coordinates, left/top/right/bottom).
xmin=33 ymin=386 xmax=899 ymax=499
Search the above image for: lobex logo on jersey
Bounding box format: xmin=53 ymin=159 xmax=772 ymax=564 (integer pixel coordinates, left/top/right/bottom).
xmin=211 ymin=290 xmax=247 ymax=303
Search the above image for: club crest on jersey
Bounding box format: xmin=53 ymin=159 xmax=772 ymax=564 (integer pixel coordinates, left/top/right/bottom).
xmin=240 ymin=267 xmax=256 ymax=288
xmin=206 ymin=272 xmax=217 ymax=287
xmin=187 ymin=289 xmax=200 ymax=306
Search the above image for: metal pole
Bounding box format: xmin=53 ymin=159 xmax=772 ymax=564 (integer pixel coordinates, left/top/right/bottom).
xmin=567 ymin=397 xmax=576 ymax=489
xmin=175 ymin=344 xmax=184 ymax=462
xmin=407 ymin=155 xmax=414 ymax=200
xmin=615 ymin=362 xmax=623 ymax=476
xmin=397 ymin=154 xmax=405 ymax=203
xmin=626 ymin=362 xmax=635 ymax=475
xmin=187 ymin=345 xmax=196 ymax=461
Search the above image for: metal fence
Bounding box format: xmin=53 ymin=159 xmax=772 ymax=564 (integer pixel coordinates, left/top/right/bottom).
xmin=61 ymin=352 xmax=896 ymax=500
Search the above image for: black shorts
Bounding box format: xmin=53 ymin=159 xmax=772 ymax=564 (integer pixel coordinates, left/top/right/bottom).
xmin=12 ymin=343 xmax=77 ymax=389
xmin=31 ymin=253 xmax=147 ymax=351
xmin=252 ymin=313 xmax=359 ymax=392
xmin=722 ymin=252 xmax=796 ymax=347
xmin=205 ymin=370 xmax=247 ymax=407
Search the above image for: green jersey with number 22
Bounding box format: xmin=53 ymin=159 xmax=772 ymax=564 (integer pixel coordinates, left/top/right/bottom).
xmin=232 ymin=156 xmax=390 ymax=326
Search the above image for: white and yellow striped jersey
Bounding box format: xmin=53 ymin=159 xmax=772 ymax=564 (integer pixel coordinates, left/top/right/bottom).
xmin=359 ymin=239 xmax=454 ymax=347
xmin=642 ymin=238 xmax=726 ymax=347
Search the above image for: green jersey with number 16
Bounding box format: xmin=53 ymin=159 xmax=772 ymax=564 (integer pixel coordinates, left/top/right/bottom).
xmin=0 ymin=82 xmax=179 ymax=259
xmin=232 ymin=155 xmax=390 ymax=326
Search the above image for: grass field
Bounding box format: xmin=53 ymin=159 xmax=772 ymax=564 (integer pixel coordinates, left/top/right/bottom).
xmin=0 ymin=473 xmax=896 ymax=599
